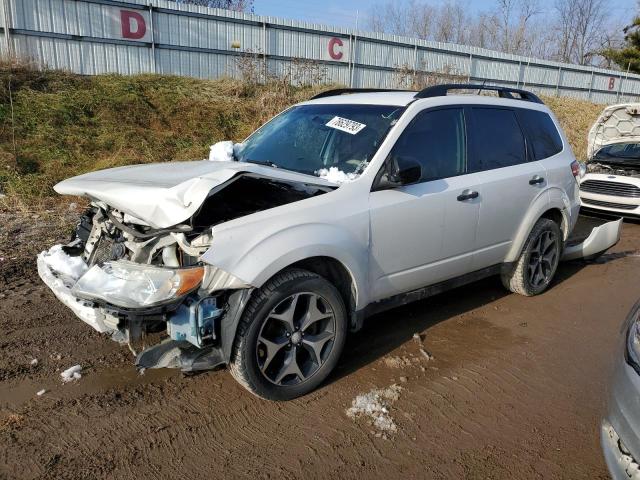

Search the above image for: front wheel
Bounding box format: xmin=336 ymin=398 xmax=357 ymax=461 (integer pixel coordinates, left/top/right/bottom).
xmin=501 ymin=218 xmax=562 ymax=296
xmin=229 ymin=269 xmax=347 ymax=400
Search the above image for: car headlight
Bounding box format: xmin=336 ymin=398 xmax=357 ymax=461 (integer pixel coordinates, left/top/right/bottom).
xmin=71 ymin=261 xmax=204 ymax=309
xmin=627 ymin=316 xmax=640 ymax=373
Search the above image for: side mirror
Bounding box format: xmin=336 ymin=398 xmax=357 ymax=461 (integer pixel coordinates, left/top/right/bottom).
xmin=375 ymin=156 xmax=422 ymax=190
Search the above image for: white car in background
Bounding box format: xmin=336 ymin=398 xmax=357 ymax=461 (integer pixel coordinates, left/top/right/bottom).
xmin=580 ymin=103 xmax=640 ymax=216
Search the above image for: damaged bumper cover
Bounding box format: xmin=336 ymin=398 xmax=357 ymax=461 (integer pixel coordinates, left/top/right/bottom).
xmin=562 ymin=217 xmax=623 ymax=261
xmin=37 ymin=246 xmax=116 ymax=333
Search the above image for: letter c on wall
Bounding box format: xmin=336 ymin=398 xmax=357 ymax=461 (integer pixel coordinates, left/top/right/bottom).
xmin=328 ymin=37 xmax=344 ymax=60
xmin=121 ymin=10 xmax=147 ymax=40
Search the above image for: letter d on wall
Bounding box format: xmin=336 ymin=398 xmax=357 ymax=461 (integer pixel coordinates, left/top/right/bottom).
xmin=121 ymin=10 xmax=147 ymax=40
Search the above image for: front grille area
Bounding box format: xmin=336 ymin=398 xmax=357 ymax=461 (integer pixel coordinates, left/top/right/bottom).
xmin=90 ymin=234 xmax=116 ymax=266
xmin=582 ymin=198 xmax=638 ymax=210
xmin=580 ymin=179 xmax=640 ymax=197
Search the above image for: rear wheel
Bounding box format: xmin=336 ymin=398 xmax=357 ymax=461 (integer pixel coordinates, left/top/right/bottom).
xmin=229 ymin=269 xmax=347 ymax=400
xmin=501 ymin=218 xmax=562 ymax=296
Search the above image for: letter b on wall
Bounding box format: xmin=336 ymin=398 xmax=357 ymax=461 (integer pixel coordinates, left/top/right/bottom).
xmin=121 ymin=10 xmax=147 ymax=40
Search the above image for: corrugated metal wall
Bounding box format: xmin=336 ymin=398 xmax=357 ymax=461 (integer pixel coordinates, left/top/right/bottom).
xmin=2 ymin=0 xmax=639 ymax=105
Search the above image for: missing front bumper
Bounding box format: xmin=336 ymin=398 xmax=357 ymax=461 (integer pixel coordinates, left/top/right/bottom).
xmin=37 ymin=244 xmax=239 ymax=372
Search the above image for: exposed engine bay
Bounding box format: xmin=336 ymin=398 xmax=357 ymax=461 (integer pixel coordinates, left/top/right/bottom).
xmin=38 ymin=172 xmax=334 ymax=372
xmin=586 ymin=161 xmax=640 ymax=177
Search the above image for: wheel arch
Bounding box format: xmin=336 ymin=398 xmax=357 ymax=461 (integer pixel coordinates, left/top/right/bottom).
xmin=283 ymin=256 xmax=360 ymax=330
xmin=504 ymin=190 xmax=571 ymax=263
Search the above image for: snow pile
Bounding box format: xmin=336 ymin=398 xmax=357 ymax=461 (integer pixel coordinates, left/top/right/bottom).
xmin=30 ymin=358 xmax=38 ymax=366
xmin=317 ymin=167 xmax=358 ymax=184
xmin=36 ymin=389 xmax=46 ymax=396
xmin=346 ymin=384 xmax=403 ymax=434
xmin=60 ymin=365 xmax=82 ymax=383
xmin=39 ymin=245 xmax=88 ymax=283
xmin=208 ymin=141 xmax=243 ymax=162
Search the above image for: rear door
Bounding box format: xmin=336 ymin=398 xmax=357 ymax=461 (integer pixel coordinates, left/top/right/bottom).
xmin=516 ymin=108 xmax=576 ymax=215
xmin=467 ymin=106 xmax=548 ymax=270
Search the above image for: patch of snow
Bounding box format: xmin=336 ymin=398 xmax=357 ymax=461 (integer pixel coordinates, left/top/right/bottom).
xmin=30 ymin=358 xmax=38 ymax=366
xmin=36 ymin=389 xmax=46 ymax=396
xmin=419 ymin=348 xmax=434 ymax=361
xmin=383 ymin=356 xmax=412 ymax=369
xmin=317 ymin=167 xmax=358 ymax=184
xmin=60 ymin=365 xmax=82 ymax=383
xmin=346 ymin=384 xmax=402 ymax=434
xmin=208 ymin=141 xmax=243 ymax=162
xmin=39 ymin=245 xmax=88 ymax=284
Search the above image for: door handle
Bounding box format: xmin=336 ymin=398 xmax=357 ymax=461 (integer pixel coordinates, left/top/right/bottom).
xmin=457 ymin=189 xmax=479 ymax=201
xmin=529 ymin=175 xmax=545 ymax=185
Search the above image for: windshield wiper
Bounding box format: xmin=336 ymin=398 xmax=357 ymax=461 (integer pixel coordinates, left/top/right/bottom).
xmin=245 ymin=159 xmax=278 ymax=168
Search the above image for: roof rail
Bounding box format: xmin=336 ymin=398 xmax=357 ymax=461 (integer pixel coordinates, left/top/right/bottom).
xmin=414 ymin=84 xmax=544 ymax=104
xmin=310 ymin=88 xmax=412 ymax=100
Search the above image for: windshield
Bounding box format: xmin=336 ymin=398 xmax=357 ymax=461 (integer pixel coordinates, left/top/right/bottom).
xmin=236 ymin=104 xmax=405 ymax=177
xmin=594 ymin=143 xmax=640 ymax=163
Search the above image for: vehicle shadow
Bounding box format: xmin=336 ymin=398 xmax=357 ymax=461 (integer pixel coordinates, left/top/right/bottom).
xmin=326 ymin=275 xmax=510 ymax=385
xmin=327 ymin=257 xmax=594 ymax=386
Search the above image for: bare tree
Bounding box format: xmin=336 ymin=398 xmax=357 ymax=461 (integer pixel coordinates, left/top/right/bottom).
xmin=552 ymin=0 xmax=608 ymax=65
xmin=365 ymin=0 xmax=620 ymax=68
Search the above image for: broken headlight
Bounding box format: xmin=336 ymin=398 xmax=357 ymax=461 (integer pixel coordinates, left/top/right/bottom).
xmin=71 ymin=261 xmax=204 ymax=309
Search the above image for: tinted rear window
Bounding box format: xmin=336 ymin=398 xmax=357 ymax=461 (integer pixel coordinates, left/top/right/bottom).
xmin=517 ymin=109 xmax=563 ymax=160
xmin=469 ymin=108 xmax=527 ymax=172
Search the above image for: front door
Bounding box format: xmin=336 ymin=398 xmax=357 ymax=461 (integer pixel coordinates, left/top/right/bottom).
xmin=368 ymin=106 xmax=482 ymax=302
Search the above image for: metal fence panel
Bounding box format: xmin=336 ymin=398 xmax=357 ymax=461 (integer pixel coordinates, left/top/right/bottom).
xmin=3 ymin=0 xmax=640 ymax=105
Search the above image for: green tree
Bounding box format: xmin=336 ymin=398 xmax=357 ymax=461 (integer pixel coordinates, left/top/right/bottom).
xmin=603 ymin=16 xmax=640 ymax=73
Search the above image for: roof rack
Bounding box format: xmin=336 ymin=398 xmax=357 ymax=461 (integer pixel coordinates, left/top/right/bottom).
xmin=310 ymin=88 xmax=412 ymax=100
xmin=414 ymin=84 xmax=544 ymax=104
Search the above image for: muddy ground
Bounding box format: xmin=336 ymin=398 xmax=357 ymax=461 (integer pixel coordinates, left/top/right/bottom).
xmin=0 ymin=210 xmax=638 ymax=479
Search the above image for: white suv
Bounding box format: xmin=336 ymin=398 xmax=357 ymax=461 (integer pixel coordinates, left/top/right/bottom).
xmin=37 ymin=84 xmax=618 ymax=400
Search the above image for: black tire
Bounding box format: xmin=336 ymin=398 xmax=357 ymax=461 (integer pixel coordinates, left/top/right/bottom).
xmin=501 ymin=218 xmax=562 ymax=296
xmin=229 ymin=268 xmax=347 ymax=401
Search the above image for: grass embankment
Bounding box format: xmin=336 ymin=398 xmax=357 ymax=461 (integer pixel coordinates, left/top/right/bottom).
xmin=0 ymin=61 xmax=605 ymax=208
xmin=0 ymin=62 xmax=328 ymax=209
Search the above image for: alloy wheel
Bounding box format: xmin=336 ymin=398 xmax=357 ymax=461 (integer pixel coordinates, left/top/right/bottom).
xmin=256 ymin=292 xmax=336 ymax=386
xmin=527 ymin=230 xmax=558 ymax=288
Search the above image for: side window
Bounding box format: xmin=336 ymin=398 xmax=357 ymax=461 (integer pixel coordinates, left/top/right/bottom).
xmin=517 ymin=109 xmax=563 ymax=160
xmin=389 ymin=108 xmax=466 ymax=182
xmin=469 ymin=108 xmax=527 ymax=172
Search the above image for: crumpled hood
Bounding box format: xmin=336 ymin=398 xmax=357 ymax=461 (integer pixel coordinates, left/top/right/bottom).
xmin=55 ymin=160 xmax=334 ymax=229
xmin=587 ymin=103 xmax=640 ymax=160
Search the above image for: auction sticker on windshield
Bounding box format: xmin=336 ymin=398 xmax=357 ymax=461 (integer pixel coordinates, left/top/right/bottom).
xmin=326 ymin=116 xmax=367 ymax=135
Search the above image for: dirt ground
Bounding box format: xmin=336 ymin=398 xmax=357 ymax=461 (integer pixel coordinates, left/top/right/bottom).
xmin=1 ymin=210 xmax=638 ymax=480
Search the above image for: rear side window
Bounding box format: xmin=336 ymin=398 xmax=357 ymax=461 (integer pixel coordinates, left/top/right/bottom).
xmin=469 ymin=108 xmax=526 ymax=172
xmin=389 ymin=108 xmax=466 ymax=182
xmin=517 ymin=109 xmax=563 ymax=160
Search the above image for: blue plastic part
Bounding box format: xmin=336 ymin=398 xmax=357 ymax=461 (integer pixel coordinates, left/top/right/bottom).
xmin=167 ymin=296 xmax=223 ymax=347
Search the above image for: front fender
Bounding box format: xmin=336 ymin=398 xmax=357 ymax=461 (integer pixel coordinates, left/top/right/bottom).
xmin=201 ymin=222 xmax=370 ymax=309
xmin=504 ymin=187 xmax=575 ymax=263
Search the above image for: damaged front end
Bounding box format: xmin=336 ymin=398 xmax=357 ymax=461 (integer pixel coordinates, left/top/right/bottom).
xmin=37 ymin=205 xmax=251 ymax=372
xmin=38 ymin=168 xmax=333 ymax=372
